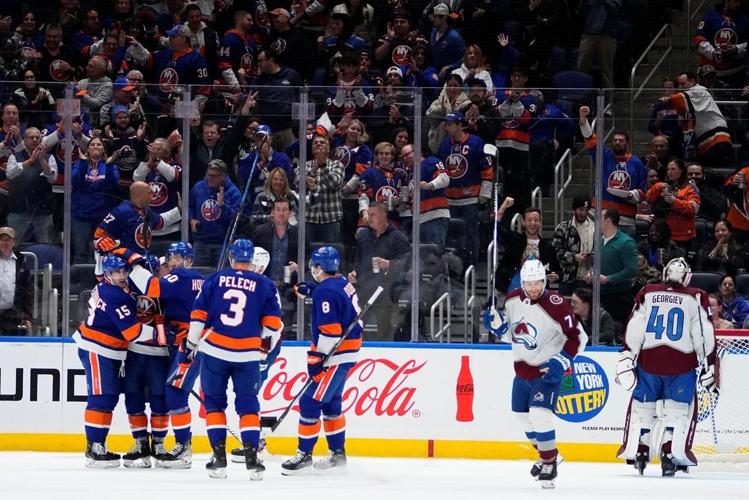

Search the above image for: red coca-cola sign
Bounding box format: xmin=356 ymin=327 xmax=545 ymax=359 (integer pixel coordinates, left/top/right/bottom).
xmin=262 ymin=357 xmax=426 ymax=417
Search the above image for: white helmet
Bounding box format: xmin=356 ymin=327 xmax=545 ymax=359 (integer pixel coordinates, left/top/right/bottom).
xmin=520 ymin=258 xmax=547 ymax=293
xmin=663 ymin=257 xmax=691 ymax=287
xmin=251 ymin=247 xmax=270 ymax=275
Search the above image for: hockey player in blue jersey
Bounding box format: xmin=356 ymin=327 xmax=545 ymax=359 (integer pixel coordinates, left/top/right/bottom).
xmin=281 ymin=246 xmax=363 ymax=476
xmin=129 ymin=242 xmax=205 ymax=468
xmin=73 ymin=255 xmax=154 ymax=468
xmin=181 ymin=239 xmax=283 ymax=480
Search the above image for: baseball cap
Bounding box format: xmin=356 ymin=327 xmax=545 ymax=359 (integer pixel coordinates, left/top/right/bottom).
xmin=465 ymin=77 xmax=487 ymax=89
xmin=113 ymin=76 xmax=135 ymax=92
xmin=572 ymin=195 xmax=591 ymax=210
xmin=269 ymin=8 xmax=291 ymax=18
xmin=112 ymin=105 xmax=130 ymax=120
xmin=698 ymin=64 xmax=716 ymax=77
xmin=444 ymin=112 xmax=465 ymax=123
xmin=0 ymin=227 xmax=15 ymax=239
xmin=166 ymin=23 xmax=191 ymax=38
xmin=256 ymin=124 xmax=272 ymax=136
xmin=386 ymin=66 xmax=403 ymax=79
xmin=392 ymin=8 xmax=410 ymax=21
xmin=433 ymin=3 xmax=450 ymax=16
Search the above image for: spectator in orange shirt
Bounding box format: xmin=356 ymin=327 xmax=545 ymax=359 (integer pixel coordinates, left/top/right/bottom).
xmin=646 ymin=159 xmax=700 ymax=252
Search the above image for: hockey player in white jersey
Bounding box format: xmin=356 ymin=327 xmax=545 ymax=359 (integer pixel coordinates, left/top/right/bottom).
xmin=616 ymin=257 xmax=718 ymax=476
xmin=483 ymin=259 xmax=588 ymax=489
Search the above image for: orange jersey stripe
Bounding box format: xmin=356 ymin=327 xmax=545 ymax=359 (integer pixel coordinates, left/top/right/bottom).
xmin=81 ymin=325 xmax=129 ymax=350
xmin=261 ymin=315 xmax=283 ymax=330
xmin=298 ymin=420 xmax=322 ymax=437
xmin=151 ymin=415 xmax=169 ymax=428
xmin=207 ymin=332 xmax=262 ymax=350
xmin=446 ymin=185 xmax=480 ymax=198
xmin=128 ymin=415 xmax=148 ymax=428
xmin=191 ymin=309 xmax=208 ymax=322
xmin=420 ymin=197 xmax=449 ymax=212
xmin=121 ymin=323 xmax=142 ymax=342
xmin=146 ymin=278 xmax=161 ymax=298
xmin=319 ymin=323 xmax=343 ymax=336
xmin=89 ymin=351 xmax=101 ymax=395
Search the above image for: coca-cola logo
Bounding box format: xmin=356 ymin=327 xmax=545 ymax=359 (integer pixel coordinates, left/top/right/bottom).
xmin=262 ymin=357 xmax=425 ymax=417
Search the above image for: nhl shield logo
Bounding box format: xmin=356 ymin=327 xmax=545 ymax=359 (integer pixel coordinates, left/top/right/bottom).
xmin=445 ymin=154 xmax=468 ymax=179
xmin=159 ymin=67 xmax=179 ymax=93
xmin=201 ymin=198 xmax=222 ymax=221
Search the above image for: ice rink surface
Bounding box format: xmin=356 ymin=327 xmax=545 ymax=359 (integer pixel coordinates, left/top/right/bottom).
xmin=2 ymin=452 xmax=749 ymax=500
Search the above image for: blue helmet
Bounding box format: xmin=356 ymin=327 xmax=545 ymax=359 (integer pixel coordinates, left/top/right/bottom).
xmin=309 ymin=246 xmax=340 ymax=274
xmin=166 ymin=241 xmax=194 ymax=259
xmin=230 ymin=239 xmax=254 ymax=263
xmin=145 ymin=254 xmax=160 ymax=272
xmin=102 ymin=255 xmax=127 ymax=275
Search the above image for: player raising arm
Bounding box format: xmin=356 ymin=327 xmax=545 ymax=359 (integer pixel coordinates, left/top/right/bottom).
xmin=179 ymin=239 xmax=282 ymax=480
xmin=616 ymin=257 xmax=717 ymax=476
xmin=483 ymin=258 xmax=587 ymax=489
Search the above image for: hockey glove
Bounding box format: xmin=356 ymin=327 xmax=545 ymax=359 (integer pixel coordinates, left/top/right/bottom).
xmin=615 ymin=350 xmax=637 ymax=391
xmin=307 ymin=350 xmax=327 ymax=383
xmin=95 ymin=236 xmax=119 ymax=253
xmin=541 ymin=353 xmax=572 ymax=384
xmin=294 ymin=281 xmax=317 ymax=298
xmin=699 ymin=360 xmax=720 ymax=395
xmin=481 ymin=306 xmax=508 ymax=339
xmin=168 ymin=339 xmax=196 ymax=385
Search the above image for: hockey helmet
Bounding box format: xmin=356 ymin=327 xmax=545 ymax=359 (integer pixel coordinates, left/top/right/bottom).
xmin=251 ymin=247 xmax=270 ymax=275
xmin=663 ymin=257 xmax=691 ymax=287
xmin=145 ymin=254 xmax=160 ymax=272
xmin=102 ymin=254 xmax=127 ymax=275
xmin=230 ymin=238 xmax=255 ymax=263
xmin=166 ymin=241 xmax=195 ymax=259
xmin=309 ymin=246 xmax=340 ymax=274
xmin=520 ymin=258 xmax=546 ymax=296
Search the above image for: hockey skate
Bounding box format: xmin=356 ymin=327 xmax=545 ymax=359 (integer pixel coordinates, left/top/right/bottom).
xmin=206 ymin=442 xmax=227 ymax=479
xmin=244 ymin=446 xmax=266 ymax=481
xmin=313 ymin=449 xmax=347 ymax=475
xmin=155 ymin=442 xmax=192 ymax=469
xmin=281 ymin=450 xmax=313 ymax=475
xmin=122 ymin=437 xmax=151 ymax=468
xmin=530 ymin=453 xmax=563 ymax=478
xmin=85 ymin=441 xmax=121 ymax=469
xmin=151 ymin=437 xmax=167 ymax=458
xmin=538 ymin=461 xmax=557 ymax=489
xmin=625 ymin=444 xmax=649 ymax=475
xmin=661 ymin=451 xmax=677 ymax=477
xmin=230 ymin=437 xmax=267 ymax=463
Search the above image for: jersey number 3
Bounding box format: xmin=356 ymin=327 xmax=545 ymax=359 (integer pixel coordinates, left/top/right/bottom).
xmin=646 ymin=306 xmax=684 ymax=341
xmin=220 ymin=289 xmax=247 ymax=327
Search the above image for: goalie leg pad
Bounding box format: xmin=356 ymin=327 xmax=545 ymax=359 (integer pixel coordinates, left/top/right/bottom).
xmin=662 ymin=399 xmax=697 ymax=467
xmin=617 ymin=399 xmax=656 ymax=460
xmin=529 ymin=407 xmax=557 ymax=462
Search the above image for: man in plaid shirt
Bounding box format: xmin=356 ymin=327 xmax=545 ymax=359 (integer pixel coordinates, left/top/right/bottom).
xmin=305 ymin=134 xmax=345 ymax=244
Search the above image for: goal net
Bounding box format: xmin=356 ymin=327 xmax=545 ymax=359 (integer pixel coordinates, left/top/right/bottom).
xmin=693 ymin=330 xmax=749 ymax=462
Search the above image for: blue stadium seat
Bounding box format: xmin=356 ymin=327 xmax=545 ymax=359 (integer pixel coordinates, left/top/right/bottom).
xmin=689 ymin=272 xmax=723 ymax=294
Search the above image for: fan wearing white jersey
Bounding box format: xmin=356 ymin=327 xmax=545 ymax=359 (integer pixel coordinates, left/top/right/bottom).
xmin=616 ymin=257 xmax=718 ymax=477
xmin=483 ymin=259 xmax=588 ymax=489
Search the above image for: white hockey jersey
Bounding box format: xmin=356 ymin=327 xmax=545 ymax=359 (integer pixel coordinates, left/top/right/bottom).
xmin=625 ymin=283 xmax=716 ymax=375
xmin=503 ymin=289 xmax=588 ymax=380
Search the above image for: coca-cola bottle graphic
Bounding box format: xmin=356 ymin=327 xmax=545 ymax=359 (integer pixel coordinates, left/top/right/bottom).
xmin=456 ymin=355 xmax=474 ymax=422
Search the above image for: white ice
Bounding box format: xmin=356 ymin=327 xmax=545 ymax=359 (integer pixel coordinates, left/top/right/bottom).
xmin=1 ymin=452 xmax=748 ymax=500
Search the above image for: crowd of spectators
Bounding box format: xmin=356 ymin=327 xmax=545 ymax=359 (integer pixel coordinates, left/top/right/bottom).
xmin=1 ymin=0 xmax=747 ymax=340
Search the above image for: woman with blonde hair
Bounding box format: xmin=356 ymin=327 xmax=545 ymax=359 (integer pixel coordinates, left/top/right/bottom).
xmin=451 ymin=44 xmax=494 ymax=94
xmin=250 ymin=167 xmax=299 ymax=227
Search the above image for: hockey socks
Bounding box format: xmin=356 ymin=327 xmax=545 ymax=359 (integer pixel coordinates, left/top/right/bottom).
xmin=298 ymin=417 xmax=322 ymax=453
xmin=128 ymin=414 xmax=148 ymax=440
xmin=151 ymin=414 xmax=169 ymax=441
xmin=239 ymin=413 xmax=261 ymax=450
xmin=206 ymin=411 xmax=228 ymax=447
xmin=322 ymin=415 xmax=346 ymax=451
xmin=170 ymin=410 xmax=192 ymax=445
xmin=85 ymin=409 xmax=113 ymax=444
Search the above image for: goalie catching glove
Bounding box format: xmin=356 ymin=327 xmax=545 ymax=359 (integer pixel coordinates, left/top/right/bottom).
xmin=615 ymin=350 xmax=637 ymax=391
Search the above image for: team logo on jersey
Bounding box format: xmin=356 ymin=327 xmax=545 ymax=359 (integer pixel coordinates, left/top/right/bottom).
xmin=445 ymin=153 xmax=468 ymax=179
xmin=607 ymin=168 xmax=631 ymax=191
xmin=159 ymin=67 xmax=179 ymax=93
xmin=201 ymin=198 xmax=222 ymax=221
xmin=240 ymin=53 xmax=254 ymax=73
xmin=714 ymin=27 xmax=738 ymax=48
xmin=555 ymin=355 xmax=609 ymax=423
xmin=55 ymin=140 xmax=80 ymax=163
xmin=50 ymin=59 xmax=74 ymax=81
xmin=255 ymin=3 xmax=269 ymax=29
xmin=332 ymin=146 xmax=351 ymax=168
xmin=375 ymin=185 xmax=399 ymax=204
xmin=136 ymin=295 xmax=157 ymax=324
xmin=550 ymin=294 xmax=563 ymax=305
xmin=270 ymin=38 xmax=287 ymax=55
xmin=511 ymin=320 xmax=539 ymax=350
xmin=134 ymin=223 xmax=152 ymax=250
xmin=392 ymin=45 xmax=411 ymax=66
xmin=150 ymin=181 xmax=168 ymax=207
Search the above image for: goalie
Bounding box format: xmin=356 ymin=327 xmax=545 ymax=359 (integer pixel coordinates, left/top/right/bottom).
xmin=616 ymin=257 xmax=718 ymax=476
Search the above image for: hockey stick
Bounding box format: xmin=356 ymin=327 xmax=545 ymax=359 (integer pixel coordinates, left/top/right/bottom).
xmin=216 ymin=136 xmax=266 ymax=270
xmin=695 ymin=293 xmax=719 ymax=449
xmin=140 ymin=207 xmax=167 ymax=346
xmin=187 ymin=388 xmax=278 ymax=430
xmin=484 ymin=143 xmax=499 ymax=308
xmin=267 ymin=285 xmax=385 ymax=432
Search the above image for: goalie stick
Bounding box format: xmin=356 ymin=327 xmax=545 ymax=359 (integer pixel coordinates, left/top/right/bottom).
xmin=267 ymin=285 xmax=385 ymax=432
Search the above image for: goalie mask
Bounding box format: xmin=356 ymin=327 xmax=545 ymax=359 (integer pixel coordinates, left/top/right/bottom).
xmin=662 ymin=257 xmax=691 ymax=287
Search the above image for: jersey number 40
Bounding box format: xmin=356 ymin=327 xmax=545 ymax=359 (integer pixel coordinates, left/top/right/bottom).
xmin=646 ymin=306 xmax=685 ymax=341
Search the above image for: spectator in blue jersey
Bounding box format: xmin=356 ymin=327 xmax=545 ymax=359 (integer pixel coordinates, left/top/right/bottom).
xmin=248 ymin=47 xmax=303 ymax=152
xmin=404 ymin=42 xmax=441 ymax=106
xmin=217 ymin=9 xmax=257 ymax=93
xmin=5 ymin=127 xmax=57 ymax=245
xmin=189 ymin=159 xmax=241 ymax=268
xmin=648 ymin=78 xmax=683 ymax=157
xmin=71 ymin=137 xmax=120 ymax=264
xmin=429 ymin=3 xmax=466 ymax=82
xmin=320 ymin=10 xmax=369 ymax=83
xmin=718 ymin=274 xmax=749 ymax=328
xmin=238 ymin=125 xmax=294 ymax=205
xmin=358 ymin=142 xmax=409 ymax=227
xmin=326 ymin=51 xmax=374 ymax=123
xmin=72 ymin=8 xmax=105 ymax=58
xmin=249 ymin=167 xmax=300 ymax=228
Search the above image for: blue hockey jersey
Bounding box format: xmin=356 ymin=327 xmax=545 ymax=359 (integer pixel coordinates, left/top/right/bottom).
xmin=141 ymin=267 xmax=205 ymax=346
xmin=96 ymin=200 xmax=163 ymax=253
xmin=152 ymin=48 xmax=210 ymax=98
xmin=190 ymin=268 xmax=282 ymax=362
xmin=219 ymin=29 xmax=257 ymax=76
xmin=310 ymin=276 xmax=362 ymax=365
xmin=438 ymin=133 xmax=493 ymax=206
xmin=331 ymin=139 xmax=373 ymax=183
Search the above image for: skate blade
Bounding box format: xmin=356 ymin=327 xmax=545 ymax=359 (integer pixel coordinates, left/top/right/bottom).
xmin=313 ymin=464 xmax=348 ymax=476
xmin=281 ymin=466 xmax=313 ymax=476
xmin=123 ymin=458 xmax=152 ymax=468
xmin=208 ymin=468 xmax=228 ymax=479
xmin=540 ymin=479 xmax=556 ymax=489
xmin=249 ymin=469 xmax=264 ymax=481
xmin=230 ymin=455 xmax=246 ymax=464
xmin=155 ymin=459 xmax=192 ymax=469
xmin=85 ymin=459 xmax=120 ymax=469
